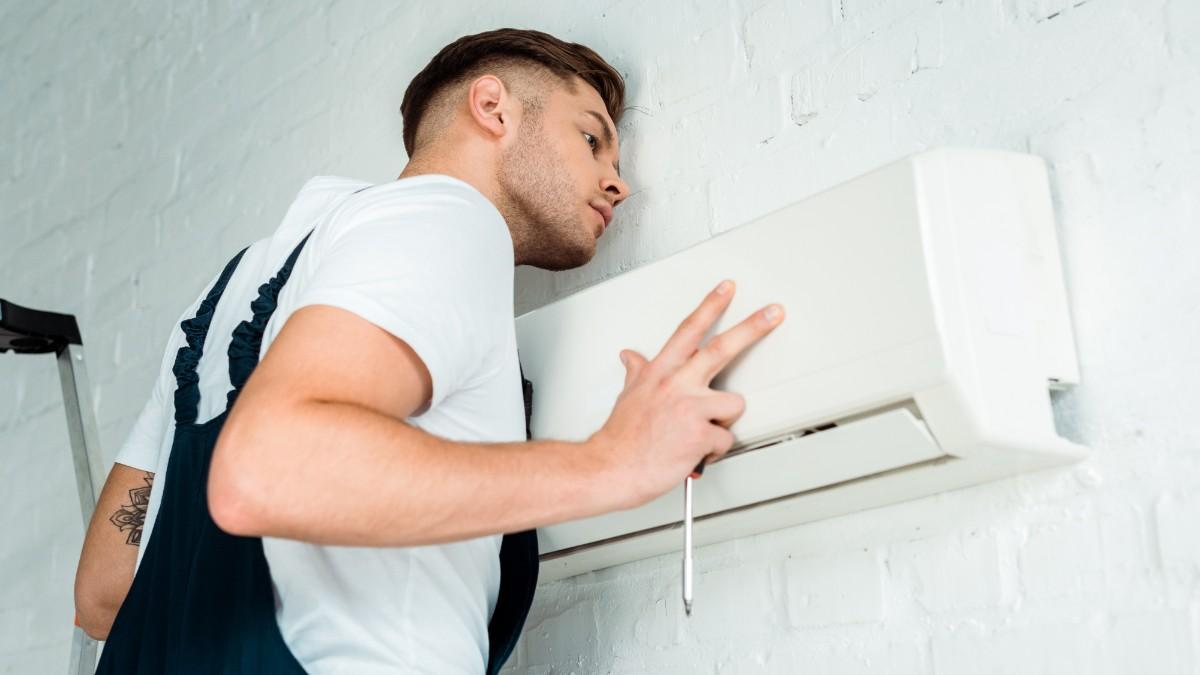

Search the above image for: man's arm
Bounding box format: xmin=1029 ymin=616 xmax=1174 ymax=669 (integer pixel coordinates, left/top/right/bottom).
xmin=208 ymin=304 xmax=617 ymax=547
xmin=74 ymin=463 xmax=154 ymax=640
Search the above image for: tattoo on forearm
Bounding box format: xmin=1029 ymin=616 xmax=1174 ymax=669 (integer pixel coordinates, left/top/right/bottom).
xmin=109 ymin=473 xmax=153 ymax=546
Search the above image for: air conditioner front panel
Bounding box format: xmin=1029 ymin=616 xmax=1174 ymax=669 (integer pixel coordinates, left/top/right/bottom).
xmin=516 ymin=158 xmax=946 ymax=447
xmin=537 ymin=407 xmax=945 ymax=556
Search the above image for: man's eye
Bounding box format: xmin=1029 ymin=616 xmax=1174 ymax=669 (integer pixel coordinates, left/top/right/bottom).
xmin=583 ymin=132 xmax=598 ymax=151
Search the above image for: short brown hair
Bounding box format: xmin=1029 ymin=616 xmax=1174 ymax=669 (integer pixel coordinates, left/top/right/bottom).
xmin=400 ymin=28 xmax=625 ymax=156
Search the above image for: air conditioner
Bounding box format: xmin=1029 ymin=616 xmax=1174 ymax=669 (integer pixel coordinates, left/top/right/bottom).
xmin=514 ymin=147 xmax=1087 ymax=583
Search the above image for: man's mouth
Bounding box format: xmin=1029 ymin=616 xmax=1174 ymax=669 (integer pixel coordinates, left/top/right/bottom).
xmin=591 ymin=203 xmax=612 ymax=231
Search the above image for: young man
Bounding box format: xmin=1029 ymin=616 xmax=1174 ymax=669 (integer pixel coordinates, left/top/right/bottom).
xmin=74 ymin=27 xmax=784 ymax=674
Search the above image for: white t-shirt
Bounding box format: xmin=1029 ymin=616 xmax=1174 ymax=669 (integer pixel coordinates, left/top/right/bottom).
xmin=114 ymin=174 xmax=528 ymax=674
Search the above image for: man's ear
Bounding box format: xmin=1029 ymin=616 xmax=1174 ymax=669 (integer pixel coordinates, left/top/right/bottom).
xmin=466 ymin=74 xmax=514 ymax=142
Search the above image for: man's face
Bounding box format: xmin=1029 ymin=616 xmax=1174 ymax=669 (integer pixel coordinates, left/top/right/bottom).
xmin=496 ymin=78 xmax=629 ymax=270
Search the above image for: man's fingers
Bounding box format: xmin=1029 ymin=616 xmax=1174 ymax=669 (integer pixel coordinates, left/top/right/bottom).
xmin=679 ymin=303 xmax=785 ymax=385
xmin=688 ymin=394 xmax=745 ymax=479
xmin=649 ymin=280 xmax=736 ymax=375
xmin=620 ymin=349 xmax=648 ymax=388
xmin=706 ymin=427 xmax=735 ymax=459
xmin=701 ymin=391 xmax=746 ymax=430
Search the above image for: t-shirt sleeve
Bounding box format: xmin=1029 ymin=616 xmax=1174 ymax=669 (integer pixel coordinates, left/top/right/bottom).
xmin=292 ymin=196 xmax=509 ymax=413
xmin=113 ymin=372 xmax=170 ymax=472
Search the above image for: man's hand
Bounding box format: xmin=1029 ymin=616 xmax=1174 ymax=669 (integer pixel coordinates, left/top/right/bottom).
xmin=587 ymin=280 xmax=785 ymax=510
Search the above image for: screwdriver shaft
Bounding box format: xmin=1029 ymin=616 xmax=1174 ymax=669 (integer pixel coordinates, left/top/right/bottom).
xmin=683 ymin=474 xmax=693 ymax=615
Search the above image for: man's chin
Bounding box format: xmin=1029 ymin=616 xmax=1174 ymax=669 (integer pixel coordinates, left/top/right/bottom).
xmin=569 ymin=236 xmax=598 ymax=269
xmin=533 ymin=241 xmax=596 ymax=272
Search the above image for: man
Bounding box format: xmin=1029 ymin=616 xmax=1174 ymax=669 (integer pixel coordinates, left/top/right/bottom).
xmin=74 ymin=27 xmax=784 ymax=674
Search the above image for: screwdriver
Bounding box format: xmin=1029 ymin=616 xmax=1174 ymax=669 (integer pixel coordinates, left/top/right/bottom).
xmin=683 ymin=458 xmax=705 ymax=616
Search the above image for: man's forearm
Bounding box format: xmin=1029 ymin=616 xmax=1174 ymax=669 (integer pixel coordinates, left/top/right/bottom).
xmin=75 ymin=463 xmax=155 ymax=640
xmin=209 ymin=398 xmax=617 ymax=546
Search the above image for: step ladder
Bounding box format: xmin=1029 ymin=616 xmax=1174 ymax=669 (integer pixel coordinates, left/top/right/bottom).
xmin=0 ymin=297 xmax=104 ymax=674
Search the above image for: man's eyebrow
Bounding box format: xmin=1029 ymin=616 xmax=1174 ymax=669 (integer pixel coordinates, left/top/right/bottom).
xmin=582 ymin=109 xmax=621 ymax=177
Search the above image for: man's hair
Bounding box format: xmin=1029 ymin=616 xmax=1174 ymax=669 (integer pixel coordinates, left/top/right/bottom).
xmin=400 ymin=28 xmax=625 ymax=156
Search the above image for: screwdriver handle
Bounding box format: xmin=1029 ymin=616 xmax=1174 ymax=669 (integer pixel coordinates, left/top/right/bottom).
xmin=690 ymin=459 xmax=706 ymax=479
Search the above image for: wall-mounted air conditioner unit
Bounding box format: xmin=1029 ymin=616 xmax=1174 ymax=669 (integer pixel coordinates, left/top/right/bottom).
xmin=515 ymin=147 xmax=1086 ymax=583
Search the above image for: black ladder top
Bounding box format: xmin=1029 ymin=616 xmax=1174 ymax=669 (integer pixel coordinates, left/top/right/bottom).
xmin=0 ymin=298 xmax=82 ymax=355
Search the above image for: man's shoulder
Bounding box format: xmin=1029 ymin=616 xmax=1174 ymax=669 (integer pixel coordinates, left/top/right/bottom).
xmin=317 ymin=175 xmax=510 ymax=256
xmin=337 ymin=175 xmax=500 ymax=225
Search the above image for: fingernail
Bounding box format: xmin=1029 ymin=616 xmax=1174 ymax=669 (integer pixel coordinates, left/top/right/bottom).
xmin=764 ymin=305 xmax=783 ymax=324
xmin=715 ymin=280 xmax=731 ymax=295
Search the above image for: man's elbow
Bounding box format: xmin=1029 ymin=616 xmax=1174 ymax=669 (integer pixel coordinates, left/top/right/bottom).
xmin=208 ymin=423 xmax=270 ymax=537
xmin=74 ymin=585 xmax=119 ymax=641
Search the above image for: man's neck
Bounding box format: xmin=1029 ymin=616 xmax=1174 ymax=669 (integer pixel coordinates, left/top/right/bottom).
xmin=397 ymin=157 xmax=524 ymax=267
xmin=398 ymin=154 xmax=499 ymax=203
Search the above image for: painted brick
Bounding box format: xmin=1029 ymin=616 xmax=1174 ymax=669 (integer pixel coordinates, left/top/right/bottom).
xmin=1019 ymin=518 xmax=1105 ymax=600
xmin=742 ymin=0 xmax=836 ymax=72
xmin=931 ymin=620 xmax=1103 ymax=674
xmin=784 ymin=548 xmax=885 ymax=628
xmin=522 ymin=602 xmax=597 ymax=667
xmin=1155 ymin=490 xmax=1200 ymax=580
xmin=889 ymin=530 xmax=1013 ymax=613
xmin=767 ymin=637 xmax=926 ymax=675
xmin=687 ymin=561 xmax=777 ymax=640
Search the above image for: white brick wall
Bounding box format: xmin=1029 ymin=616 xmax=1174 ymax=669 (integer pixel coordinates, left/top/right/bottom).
xmin=2 ymin=0 xmax=1197 ymax=672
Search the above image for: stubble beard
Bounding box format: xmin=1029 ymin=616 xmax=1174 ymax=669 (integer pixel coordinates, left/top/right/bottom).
xmin=497 ymin=118 xmax=595 ymax=271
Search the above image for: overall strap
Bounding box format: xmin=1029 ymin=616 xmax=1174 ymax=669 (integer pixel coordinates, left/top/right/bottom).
xmin=225 ymin=230 xmax=314 ymax=410
xmin=172 ymin=247 xmax=250 ymax=426
xmin=520 ymin=361 xmax=533 ymax=440
xmin=485 ymin=360 xmax=540 ymax=675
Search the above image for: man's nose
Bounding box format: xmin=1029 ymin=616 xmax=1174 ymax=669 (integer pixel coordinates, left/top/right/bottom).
xmin=602 ymin=174 xmax=630 ymax=208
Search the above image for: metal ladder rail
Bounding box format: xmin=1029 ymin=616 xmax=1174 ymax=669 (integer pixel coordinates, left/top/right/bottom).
xmin=1 ymin=298 xmax=104 ymax=674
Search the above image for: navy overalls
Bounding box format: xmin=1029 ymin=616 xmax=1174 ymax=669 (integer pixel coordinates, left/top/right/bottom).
xmin=97 ymin=226 xmax=539 ymax=674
